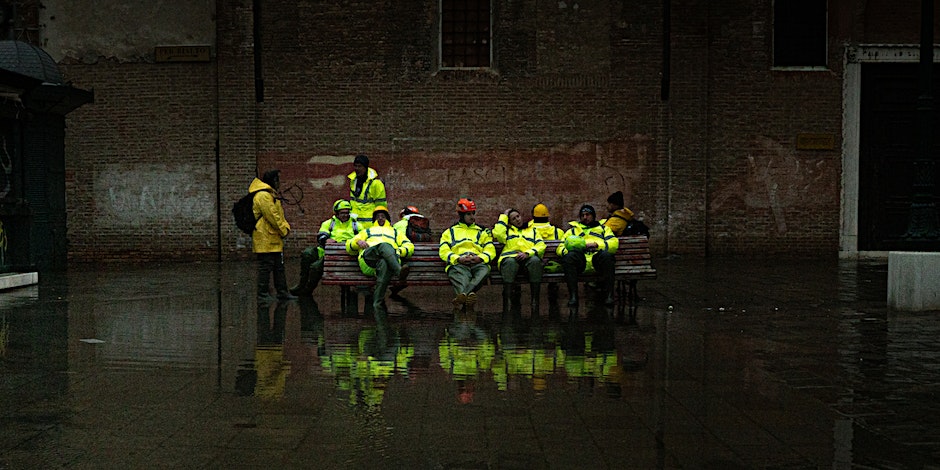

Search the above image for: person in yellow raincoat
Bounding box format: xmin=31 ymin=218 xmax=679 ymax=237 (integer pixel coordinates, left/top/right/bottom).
xmin=251 ymin=169 xmax=295 ymax=301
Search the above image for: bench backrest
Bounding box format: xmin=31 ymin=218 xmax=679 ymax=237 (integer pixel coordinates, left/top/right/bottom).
xmin=321 ymin=236 xmax=655 ymax=286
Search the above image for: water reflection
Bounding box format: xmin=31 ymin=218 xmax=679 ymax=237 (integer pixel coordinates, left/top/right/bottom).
xmin=4 ymin=260 xmax=939 ymax=468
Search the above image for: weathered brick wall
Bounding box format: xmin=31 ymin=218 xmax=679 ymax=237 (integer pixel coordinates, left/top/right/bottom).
xmin=49 ymin=0 xmax=904 ymax=260
xmin=60 ymin=61 xmax=218 ymax=261
xmin=704 ymin=0 xmax=843 ymax=256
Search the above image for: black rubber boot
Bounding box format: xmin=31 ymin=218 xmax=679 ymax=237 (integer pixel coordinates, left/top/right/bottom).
xmin=502 ymin=285 xmax=512 ymax=314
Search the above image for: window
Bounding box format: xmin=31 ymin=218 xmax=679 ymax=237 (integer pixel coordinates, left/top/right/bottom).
xmin=440 ymin=0 xmax=491 ymax=69
xmin=773 ymin=0 xmax=827 ymax=68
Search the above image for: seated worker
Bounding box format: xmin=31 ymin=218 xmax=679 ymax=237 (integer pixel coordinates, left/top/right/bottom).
xmin=601 ymin=191 xmax=635 ymax=236
xmin=346 ymin=206 xmax=414 ymax=311
xmin=290 ymin=199 xmax=360 ymax=296
xmin=388 ymin=205 xmax=431 ymax=298
xmin=493 ymin=208 xmax=546 ymax=316
xmin=439 ymin=198 xmax=496 ymax=316
xmin=557 ymin=204 xmax=619 ymax=313
xmin=528 ymin=203 xmax=564 ymax=307
xmin=393 ymin=205 xmax=433 ymax=242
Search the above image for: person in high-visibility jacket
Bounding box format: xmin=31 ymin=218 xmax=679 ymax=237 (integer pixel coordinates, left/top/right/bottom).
xmin=528 ymin=202 xmax=565 ymax=311
xmin=291 ymin=199 xmax=361 ymax=296
xmin=492 ymin=208 xmax=546 ymax=316
xmin=348 ymin=154 xmax=386 ymax=228
xmin=439 ymin=198 xmax=496 ymax=316
xmin=557 ymin=204 xmax=619 ymax=313
xmin=600 ymin=191 xmax=635 ymax=236
xmin=346 ymin=206 xmax=413 ymax=311
xmin=250 ymin=169 xmax=295 ymax=301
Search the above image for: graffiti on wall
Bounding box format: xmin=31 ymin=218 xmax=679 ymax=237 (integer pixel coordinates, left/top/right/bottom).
xmin=711 ymin=136 xmax=832 ymax=234
xmin=97 ymin=164 xmax=215 ymax=225
xmin=264 ymin=138 xmax=653 ymax=238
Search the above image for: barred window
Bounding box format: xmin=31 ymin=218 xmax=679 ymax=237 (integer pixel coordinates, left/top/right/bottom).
xmin=440 ymin=0 xmax=491 ymax=69
xmin=773 ymin=0 xmax=827 ymax=68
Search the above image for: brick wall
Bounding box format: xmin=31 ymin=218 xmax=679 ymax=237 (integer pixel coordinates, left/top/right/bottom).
xmin=50 ymin=0 xmax=915 ymax=260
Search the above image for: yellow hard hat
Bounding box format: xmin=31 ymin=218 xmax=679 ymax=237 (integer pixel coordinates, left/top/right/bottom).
xmin=372 ymin=205 xmax=390 ymax=218
xmin=532 ymin=203 xmax=550 ymax=218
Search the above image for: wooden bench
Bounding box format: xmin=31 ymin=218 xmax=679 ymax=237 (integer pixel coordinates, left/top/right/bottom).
xmin=321 ymin=236 xmax=656 ymax=316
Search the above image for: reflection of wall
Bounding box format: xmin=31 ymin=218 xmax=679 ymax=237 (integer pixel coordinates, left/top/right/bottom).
xmin=74 ymin=296 xmax=217 ymax=366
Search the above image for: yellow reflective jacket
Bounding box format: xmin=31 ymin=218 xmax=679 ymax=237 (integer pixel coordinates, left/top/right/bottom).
xmin=249 ymin=178 xmax=290 ymax=253
xmin=345 ymin=222 xmax=414 ymax=259
xmin=556 ymin=222 xmax=618 ymax=270
xmin=528 ymin=220 xmax=564 ymax=241
xmin=492 ymin=214 xmax=546 ymax=268
xmin=439 ymin=222 xmax=496 ymax=270
xmin=601 ymin=208 xmax=634 ymax=236
xmin=347 ymin=167 xmax=387 ymax=226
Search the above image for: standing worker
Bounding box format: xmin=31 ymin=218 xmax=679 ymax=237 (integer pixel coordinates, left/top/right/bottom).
xmin=348 ymin=154 xmax=386 ymax=228
xmin=439 ymin=198 xmax=496 ymax=316
xmin=251 ymin=169 xmax=297 ymax=301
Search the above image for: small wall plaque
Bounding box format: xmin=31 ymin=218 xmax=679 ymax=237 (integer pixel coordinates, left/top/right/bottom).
xmin=796 ymin=133 xmax=836 ymax=150
xmin=155 ymin=45 xmax=211 ymax=63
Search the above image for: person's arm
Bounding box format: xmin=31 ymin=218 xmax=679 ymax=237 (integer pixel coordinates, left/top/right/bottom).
xmin=396 ymin=228 xmax=415 ymax=259
xmin=492 ymin=213 xmax=510 ymax=243
xmin=439 ymin=228 xmax=457 ymax=265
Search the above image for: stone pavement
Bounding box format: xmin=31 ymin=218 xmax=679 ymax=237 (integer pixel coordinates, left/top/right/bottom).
xmin=1 ymin=257 xmax=939 ymax=469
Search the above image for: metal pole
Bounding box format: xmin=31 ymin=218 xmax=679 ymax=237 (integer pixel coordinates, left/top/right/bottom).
xmin=904 ymin=0 xmax=940 ymax=241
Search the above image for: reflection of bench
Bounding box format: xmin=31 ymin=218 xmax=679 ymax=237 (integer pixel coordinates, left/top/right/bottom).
xmin=321 ymin=236 xmax=657 ymax=314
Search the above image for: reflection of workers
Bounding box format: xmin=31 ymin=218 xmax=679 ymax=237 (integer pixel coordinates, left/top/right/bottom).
xmin=557 ymin=204 xmax=618 ymax=313
xmin=439 ymin=198 xmax=495 ymax=316
xmin=346 ymin=206 xmax=414 ymax=311
xmin=348 ymin=154 xmax=386 ymax=228
xmin=492 ymin=208 xmax=545 ymax=316
xmin=251 ymin=169 xmax=296 ymax=301
xmin=291 ymin=199 xmax=360 ymax=296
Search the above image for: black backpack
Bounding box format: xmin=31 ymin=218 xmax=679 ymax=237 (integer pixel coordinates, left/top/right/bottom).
xmin=405 ymin=215 xmax=433 ymax=242
xmin=232 ymin=190 xmax=267 ymax=234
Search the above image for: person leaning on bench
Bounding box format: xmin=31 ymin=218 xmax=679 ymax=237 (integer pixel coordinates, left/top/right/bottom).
xmin=558 ymin=204 xmax=619 ymax=313
xmin=439 ymin=198 xmax=496 ymax=317
xmin=492 ymin=207 xmax=546 ymax=316
xmin=345 ymin=206 xmax=414 ymax=311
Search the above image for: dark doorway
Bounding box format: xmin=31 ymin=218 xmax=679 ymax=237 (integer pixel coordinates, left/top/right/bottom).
xmin=859 ymin=63 xmax=940 ymax=251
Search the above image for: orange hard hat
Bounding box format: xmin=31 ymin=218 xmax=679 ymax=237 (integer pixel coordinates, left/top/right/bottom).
xmin=456 ymin=198 xmax=477 ymax=213
xmin=400 ymin=205 xmax=420 ymax=217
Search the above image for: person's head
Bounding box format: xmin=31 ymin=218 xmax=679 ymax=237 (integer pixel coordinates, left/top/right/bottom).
xmin=261 ymin=169 xmax=280 ymax=189
xmin=456 ymin=198 xmax=477 ymax=225
xmin=372 ymin=205 xmax=390 ymax=226
xmin=333 ymin=199 xmax=352 ymax=222
xmin=507 ymin=208 xmax=524 ymax=229
xmin=353 ymin=154 xmax=369 ymax=178
xmin=399 ymin=205 xmax=420 ymax=220
xmin=606 ymin=191 xmax=625 ymax=213
xmin=578 ymin=204 xmax=596 ymax=225
xmin=532 ymin=203 xmax=550 ymax=223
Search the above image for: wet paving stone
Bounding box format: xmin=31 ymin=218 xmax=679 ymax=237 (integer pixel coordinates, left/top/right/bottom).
xmin=1 ymin=258 xmax=939 ymax=468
